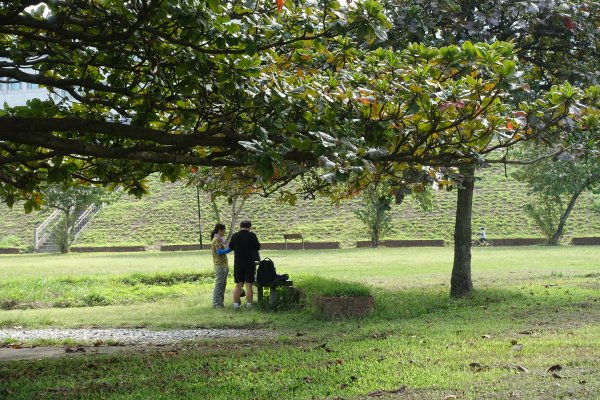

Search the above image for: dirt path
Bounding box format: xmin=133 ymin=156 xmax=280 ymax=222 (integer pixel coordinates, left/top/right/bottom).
xmin=0 ymin=345 xmax=147 ymax=361
xmin=0 ymin=328 xmax=273 ymax=362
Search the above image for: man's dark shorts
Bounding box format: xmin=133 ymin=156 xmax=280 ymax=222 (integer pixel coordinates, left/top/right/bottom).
xmin=234 ymin=265 xmax=256 ymax=284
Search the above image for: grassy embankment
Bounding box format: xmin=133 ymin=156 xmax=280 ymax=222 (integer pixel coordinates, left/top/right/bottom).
xmin=1 ymin=247 xmax=600 ymax=398
xmin=2 ymin=167 xmax=600 ymax=250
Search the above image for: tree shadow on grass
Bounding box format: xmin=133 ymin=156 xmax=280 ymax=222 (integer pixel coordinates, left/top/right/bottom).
xmin=280 ymin=275 xmax=600 ymax=337
xmin=293 ymin=275 xmax=530 ymax=320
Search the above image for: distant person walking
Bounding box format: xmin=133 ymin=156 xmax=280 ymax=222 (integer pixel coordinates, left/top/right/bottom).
xmin=210 ymin=223 xmax=231 ymax=309
xmin=228 ymin=220 xmax=261 ymax=310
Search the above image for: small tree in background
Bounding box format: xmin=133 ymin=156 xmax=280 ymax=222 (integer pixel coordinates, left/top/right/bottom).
xmin=189 ymin=167 xmax=258 ymax=243
xmin=354 ymin=183 xmax=394 ymax=248
xmin=523 ymin=196 xmax=564 ymax=243
xmin=513 ymin=144 xmax=600 ymax=245
xmin=44 ymin=185 xmax=116 ymax=253
xmin=203 ymin=188 xmax=247 ymax=244
xmin=354 ymin=179 xmax=435 ymax=248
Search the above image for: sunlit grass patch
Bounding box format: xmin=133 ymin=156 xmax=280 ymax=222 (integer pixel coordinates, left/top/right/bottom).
xmin=0 ymin=272 xmax=214 ymax=310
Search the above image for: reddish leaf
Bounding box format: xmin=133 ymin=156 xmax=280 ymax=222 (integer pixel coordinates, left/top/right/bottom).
xmin=438 ymin=102 xmax=451 ymax=111
xmin=562 ymin=15 xmax=575 ymax=30
xmin=276 ymin=0 xmax=285 ymax=10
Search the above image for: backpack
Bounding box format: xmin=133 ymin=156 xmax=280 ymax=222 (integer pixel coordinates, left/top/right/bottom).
xmin=256 ymin=258 xmax=276 ymax=284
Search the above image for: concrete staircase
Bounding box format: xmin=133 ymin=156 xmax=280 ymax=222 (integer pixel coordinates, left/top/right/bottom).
xmin=34 ymin=204 xmax=101 ymax=253
xmin=33 ymin=210 xmax=61 ymax=253
xmin=36 ymin=236 xmax=59 ymax=253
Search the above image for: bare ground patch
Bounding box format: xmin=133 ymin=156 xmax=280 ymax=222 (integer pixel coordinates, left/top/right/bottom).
xmin=509 ymin=300 xmax=600 ymax=335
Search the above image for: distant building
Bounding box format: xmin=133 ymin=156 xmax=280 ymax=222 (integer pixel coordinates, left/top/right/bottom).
xmin=0 ymin=81 xmax=67 ymax=107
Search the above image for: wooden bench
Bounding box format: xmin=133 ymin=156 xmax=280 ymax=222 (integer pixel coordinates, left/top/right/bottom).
xmin=256 ymin=280 xmax=294 ymax=307
xmin=283 ymin=233 xmax=304 ymax=250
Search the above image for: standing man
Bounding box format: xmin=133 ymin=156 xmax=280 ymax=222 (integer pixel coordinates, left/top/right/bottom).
xmin=228 ymin=220 xmax=261 ymax=310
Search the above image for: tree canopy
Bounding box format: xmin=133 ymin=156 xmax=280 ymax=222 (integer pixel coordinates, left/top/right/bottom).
xmin=384 ymin=0 xmax=599 ymax=86
xmin=0 ymin=0 xmax=598 ymax=212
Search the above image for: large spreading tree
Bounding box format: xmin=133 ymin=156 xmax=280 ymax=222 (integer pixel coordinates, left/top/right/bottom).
xmin=1 ymin=1 xmax=598 ymax=297
xmin=0 ymin=0 xmax=388 ymax=205
xmin=380 ymin=0 xmax=600 ymax=296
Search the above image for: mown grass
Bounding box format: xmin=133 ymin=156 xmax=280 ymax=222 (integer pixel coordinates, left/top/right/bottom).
xmin=0 ymin=272 xmax=213 ymax=310
xmin=1 ymin=247 xmax=600 ymax=399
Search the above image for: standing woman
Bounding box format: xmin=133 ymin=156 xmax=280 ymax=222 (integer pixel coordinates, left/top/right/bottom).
xmin=211 ymin=223 xmax=231 ymax=308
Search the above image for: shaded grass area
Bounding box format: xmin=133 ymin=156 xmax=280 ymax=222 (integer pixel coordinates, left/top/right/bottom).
xmin=0 ymin=247 xmax=600 ymax=398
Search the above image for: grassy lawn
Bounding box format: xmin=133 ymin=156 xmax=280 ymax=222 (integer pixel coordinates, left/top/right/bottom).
xmin=1 ymin=247 xmax=600 ymax=399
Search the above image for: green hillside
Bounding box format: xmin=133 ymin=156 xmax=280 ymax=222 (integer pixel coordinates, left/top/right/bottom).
xmin=0 ymin=208 xmax=52 ymax=249
xmin=1 ymin=167 xmax=599 ymax=250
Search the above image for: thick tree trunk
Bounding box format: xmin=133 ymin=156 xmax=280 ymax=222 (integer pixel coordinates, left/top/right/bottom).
xmin=548 ymin=190 xmax=582 ymax=245
xmin=451 ymin=165 xmax=475 ymax=298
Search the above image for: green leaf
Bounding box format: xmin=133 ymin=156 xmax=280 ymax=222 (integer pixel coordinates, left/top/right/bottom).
xmin=244 ymin=41 xmax=258 ymax=56
xmin=256 ymin=155 xmax=274 ymax=180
